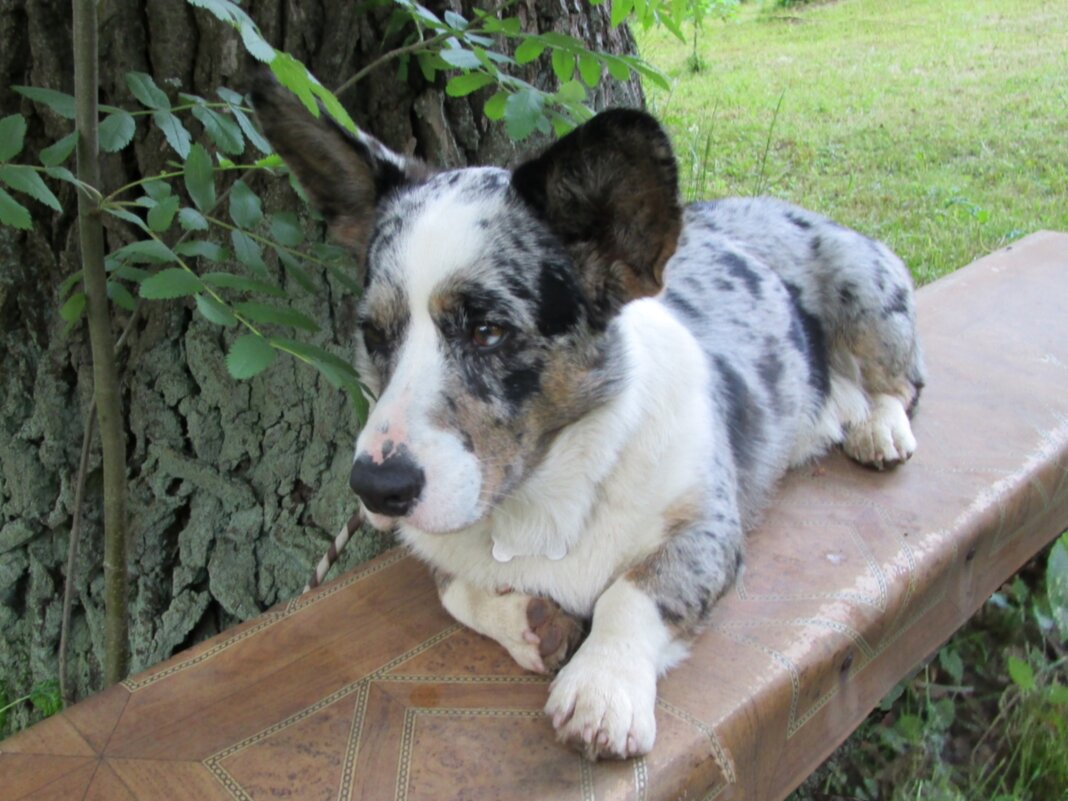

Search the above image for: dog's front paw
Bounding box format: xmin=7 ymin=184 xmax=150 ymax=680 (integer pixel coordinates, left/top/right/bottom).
xmin=545 ymin=645 xmax=657 ymax=760
xmin=844 ymin=394 xmax=916 ymax=470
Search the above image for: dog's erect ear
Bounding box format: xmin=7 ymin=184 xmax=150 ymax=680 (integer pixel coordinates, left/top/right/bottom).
xmin=250 ymin=71 xmax=428 ymax=252
xmin=511 ymin=109 xmax=681 ymax=321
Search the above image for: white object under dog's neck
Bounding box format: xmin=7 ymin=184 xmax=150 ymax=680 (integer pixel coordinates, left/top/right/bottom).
xmin=490 ymin=533 xmax=569 ymax=562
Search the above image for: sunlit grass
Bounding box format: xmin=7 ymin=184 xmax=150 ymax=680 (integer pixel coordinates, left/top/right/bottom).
xmin=636 ymin=0 xmax=1068 ymax=283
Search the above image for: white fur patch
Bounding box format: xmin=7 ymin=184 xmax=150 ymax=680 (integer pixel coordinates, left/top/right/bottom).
xmin=440 ymin=580 xmax=547 ymax=673
xmin=843 ymin=393 xmax=916 ymax=469
xmin=790 ymin=371 xmax=871 ymax=466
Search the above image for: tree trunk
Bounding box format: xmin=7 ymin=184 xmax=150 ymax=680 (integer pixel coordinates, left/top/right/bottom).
xmin=0 ymin=0 xmax=643 ymax=734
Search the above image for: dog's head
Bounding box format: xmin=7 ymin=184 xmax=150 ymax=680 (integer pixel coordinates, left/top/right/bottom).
xmin=253 ymin=78 xmax=681 ymax=534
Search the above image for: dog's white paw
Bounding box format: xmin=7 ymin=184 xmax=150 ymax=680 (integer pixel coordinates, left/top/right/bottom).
xmin=545 ymin=645 xmax=657 ymax=760
xmin=843 ymin=394 xmax=916 ymax=470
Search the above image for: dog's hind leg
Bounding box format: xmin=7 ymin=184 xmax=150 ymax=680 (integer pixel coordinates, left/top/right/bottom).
xmin=436 ymin=573 xmax=586 ymax=674
xmin=794 ymin=229 xmax=926 ymax=470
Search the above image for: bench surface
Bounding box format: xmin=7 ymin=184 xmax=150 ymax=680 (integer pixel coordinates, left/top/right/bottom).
xmin=3 ymin=231 xmax=1068 ymax=801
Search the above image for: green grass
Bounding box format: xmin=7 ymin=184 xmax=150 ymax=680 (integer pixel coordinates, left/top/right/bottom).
xmin=636 ymin=0 xmax=1068 ymax=284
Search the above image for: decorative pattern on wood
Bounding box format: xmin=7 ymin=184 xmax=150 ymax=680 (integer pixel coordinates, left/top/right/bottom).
xmin=3 ymin=231 xmax=1067 ymax=801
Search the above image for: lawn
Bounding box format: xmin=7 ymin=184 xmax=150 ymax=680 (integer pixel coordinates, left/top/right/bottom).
xmin=636 ymin=0 xmax=1068 ymax=284
xmin=637 ymin=3 xmax=1068 ymax=799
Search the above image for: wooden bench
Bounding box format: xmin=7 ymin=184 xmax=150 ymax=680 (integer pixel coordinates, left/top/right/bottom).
xmin=3 ymin=231 xmax=1067 ymax=801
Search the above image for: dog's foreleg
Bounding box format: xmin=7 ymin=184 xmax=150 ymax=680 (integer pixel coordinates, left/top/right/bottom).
xmin=545 ymin=515 xmax=742 ymax=760
xmin=435 ymin=572 xmax=586 ymax=674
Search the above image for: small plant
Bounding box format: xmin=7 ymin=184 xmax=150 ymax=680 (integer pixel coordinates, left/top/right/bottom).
xmin=0 ymin=679 xmax=62 ymax=732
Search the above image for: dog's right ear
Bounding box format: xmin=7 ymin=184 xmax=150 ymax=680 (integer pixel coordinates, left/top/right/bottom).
xmin=250 ymin=71 xmax=428 ymax=253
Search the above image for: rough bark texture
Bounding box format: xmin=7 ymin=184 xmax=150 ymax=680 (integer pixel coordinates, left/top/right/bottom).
xmin=0 ymin=0 xmax=642 ymax=734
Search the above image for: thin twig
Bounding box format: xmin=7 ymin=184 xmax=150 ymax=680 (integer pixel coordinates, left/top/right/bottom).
xmin=58 ymin=407 xmax=95 ymax=707
xmin=333 ymin=32 xmax=451 ymax=98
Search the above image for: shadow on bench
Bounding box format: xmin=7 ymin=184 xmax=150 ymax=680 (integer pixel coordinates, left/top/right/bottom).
xmin=3 ymin=231 xmax=1067 ymax=801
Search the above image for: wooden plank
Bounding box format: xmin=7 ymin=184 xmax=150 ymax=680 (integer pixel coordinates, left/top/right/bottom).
xmin=2 ymin=231 xmax=1066 ymax=801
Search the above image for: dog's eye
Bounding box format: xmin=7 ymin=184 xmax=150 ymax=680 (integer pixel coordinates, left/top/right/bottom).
xmin=361 ymin=322 xmax=388 ymax=354
xmin=470 ymin=322 xmax=509 ymax=351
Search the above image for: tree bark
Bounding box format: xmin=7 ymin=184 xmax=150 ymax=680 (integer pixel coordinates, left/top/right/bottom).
xmin=0 ymin=0 xmax=643 ymax=734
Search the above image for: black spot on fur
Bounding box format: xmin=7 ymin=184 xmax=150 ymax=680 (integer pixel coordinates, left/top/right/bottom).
xmin=758 ymin=346 xmax=785 ymax=413
xmin=657 ymin=601 xmax=685 ymax=626
xmin=882 ymin=286 xmax=910 ymax=318
xmin=838 ymin=281 xmax=857 ymax=307
xmin=715 ymin=356 xmax=764 ymax=471
xmin=786 ymin=212 xmax=812 ymax=230
xmin=663 ymin=288 xmax=705 ymax=325
xmin=536 ymin=261 xmax=584 ymax=336
xmin=784 ymin=283 xmax=830 ymax=398
xmin=503 ymin=366 xmax=541 ymax=407
xmin=720 ymin=251 xmax=763 ymax=298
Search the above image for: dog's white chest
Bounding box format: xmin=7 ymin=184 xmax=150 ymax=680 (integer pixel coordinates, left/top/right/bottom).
xmin=490 ymin=530 xmax=569 ymax=562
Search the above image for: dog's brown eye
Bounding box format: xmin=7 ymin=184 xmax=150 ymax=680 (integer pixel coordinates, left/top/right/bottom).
xmin=470 ymin=322 xmax=508 ymax=350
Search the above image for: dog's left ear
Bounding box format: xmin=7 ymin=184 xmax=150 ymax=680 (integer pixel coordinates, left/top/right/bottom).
xmin=511 ymin=109 xmax=681 ymax=322
xmin=250 ymin=70 xmax=428 ymax=255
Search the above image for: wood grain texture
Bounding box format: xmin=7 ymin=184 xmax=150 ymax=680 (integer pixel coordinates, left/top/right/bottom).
xmin=2 ymin=232 xmax=1066 ymax=801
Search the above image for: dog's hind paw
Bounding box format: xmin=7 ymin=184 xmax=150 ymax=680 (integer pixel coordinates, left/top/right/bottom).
xmin=526 ymin=597 xmax=587 ymax=673
xmin=843 ymin=394 xmax=917 ymax=470
xmin=545 ymin=644 xmax=657 ymax=760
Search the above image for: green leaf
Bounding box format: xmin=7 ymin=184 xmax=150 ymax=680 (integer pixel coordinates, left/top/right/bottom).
xmin=446 ymin=72 xmax=495 ymax=98
xmin=152 ymin=111 xmax=192 ymax=159
xmin=226 ymin=333 xmax=276 ymax=379
xmin=503 ymin=89 xmax=545 ymax=141
xmin=225 ymin=101 xmax=272 ymax=155
xmin=39 ymin=132 xmax=78 ymax=167
xmin=556 ymin=79 xmax=587 ymax=104
xmin=178 ymin=207 xmax=209 ymax=231
xmin=107 ymin=280 xmax=138 ymax=311
xmin=269 ymin=51 xmax=319 ymax=117
xmin=59 ymin=291 xmax=86 ymax=322
xmin=195 ymin=293 xmax=237 ymax=327
xmin=228 ymin=179 xmax=263 ymax=229
xmin=146 ymin=194 xmax=180 ymax=232
xmin=183 ymin=143 xmax=216 ymax=212
xmin=439 ymin=48 xmax=482 ymax=70
xmin=142 ymin=179 xmax=172 ymax=201
xmin=29 ymin=680 xmax=62 ymax=717
xmin=269 ymin=212 xmax=303 ymax=247
xmin=0 ymin=114 xmax=28 ymax=161
xmin=276 ymin=249 xmax=315 ymax=291
xmin=602 ymin=55 xmax=631 ymax=82
xmin=611 ymin=0 xmax=634 ymax=27
xmin=514 ymin=37 xmax=546 ymax=65
xmin=1007 ymin=654 xmax=1036 ymax=692
xmin=1048 ymin=684 xmax=1068 ymax=705
xmin=102 ymin=206 xmax=150 ymax=233
xmin=202 ymin=271 xmax=285 ymax=297
xmin=483 ymin=91 xmax=508 ymax=121
xmin=0 ymin=186 xmax=32 ymax=229
xmin=938 ymin=647 xmax=964 ymax=685
xmin=578 ymin=53 xmax=602 ymax=87
xmin=191 ymin=105 xmax=244 ymax=155
xmin=43 ymin=166 xmax=83 ymax=190
xmin=234 ymin=301 xmax=319 ymax=332
xmin=443 ymin=9 xmax=468 ymax=30
xmin=551 ymin=48 xmax=574 ymax=83
xmin=113 ymin=239 xmax=177 ymax=264
xmin=1048 ymin=533 xmax=1068 ymax=640
xmin=59 ymin=270 xmax=83 ymax=298
xmin=13 ymin=86 xmax=76 ymax=119
xmin=139 ymin=267 xmax=204 ymax=299
xmin=230 ymin=229 xmax=268 ymax=275
xmin=111 ymin=264 xmax=151 ymax=283
xmin=174 ymin=240 xmax=230 ymax=262
xmin=126 ymin=71 xmax=170 ymax=110
xmin=0 ymin=164 xmax=62 ymax=211
xmin=99 ymin=110 xmax=137 ymax=153
xmin=416 ymin=53 xmax=438 ymax=83
xmin=270 ymin=336 xmax=356 ymax=376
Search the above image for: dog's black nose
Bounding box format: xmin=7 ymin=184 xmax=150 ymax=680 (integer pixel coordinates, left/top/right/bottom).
xmin=349 ymin=452 xmax=425 ymax=517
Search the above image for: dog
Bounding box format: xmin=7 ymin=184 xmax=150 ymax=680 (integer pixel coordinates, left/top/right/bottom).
xmin=252 ymin=78 xmax=925 ymax=761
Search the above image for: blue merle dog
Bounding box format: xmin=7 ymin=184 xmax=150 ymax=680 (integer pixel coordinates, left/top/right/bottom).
xmin=253 ymin=78 xmax=925 ymax=761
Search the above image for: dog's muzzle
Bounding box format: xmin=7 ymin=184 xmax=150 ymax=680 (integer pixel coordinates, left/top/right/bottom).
xmin=349 ymin=451 xmax=425 ymax=518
